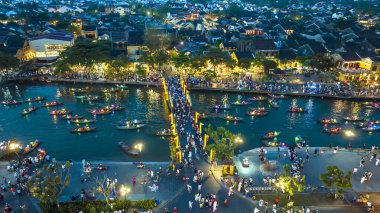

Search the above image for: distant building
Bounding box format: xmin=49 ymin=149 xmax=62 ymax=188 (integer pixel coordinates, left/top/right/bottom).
xmin=82 ymin=25 xmax=98 ymax=39
xmin=18 ymin=31 xmax=74 ymax=63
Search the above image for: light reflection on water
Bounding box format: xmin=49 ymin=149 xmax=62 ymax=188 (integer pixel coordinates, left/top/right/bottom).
xmin=190 ymin=91 xmax=380 ymax=151
xmin=0 ymin=84 xmax=171 ymax=162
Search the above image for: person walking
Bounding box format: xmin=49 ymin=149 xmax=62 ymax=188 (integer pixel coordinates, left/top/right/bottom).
xmin=376 ymin=158 xmax=380 ymax=166
xmin=189 ymin=201 xmax=193 ymax=211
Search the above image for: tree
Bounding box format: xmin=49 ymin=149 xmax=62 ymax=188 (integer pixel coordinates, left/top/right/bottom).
xmin=27 ymin=161 xmax=71 ymax=210
xmin=66 ymin=25 xmax=82 ymax=37
xmin=262 ymin=59 xmax=278 ymax=75
xmin=0 ymin=51 xmax=19 ymax=70
xmin=172 ymin=52 xmax=190 ymax=73
xmin=320 ymin=165 xmax=352 ymax=199
xmin=107 ymin=54 xmax=132 ymax=80
xmin=205 ymin=124 xmax=241 ymax=162
xmin=238 ymin=58 xmax=252 ymax=72
xmin=204 ymin=48 xmax=230 ymax=73
xmin=275 ymin=165 xmax=305 ymax=202
xmin=54 ymin=40 xmax=112 ymax=74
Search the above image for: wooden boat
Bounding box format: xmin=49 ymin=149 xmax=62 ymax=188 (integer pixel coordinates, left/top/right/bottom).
xmin=118 ymin=142 xmax=139 ymax=156
xmin=288 ymin=107 xmax=307 ymax=113
xmin=70 ymin=119 xmax=95 ymax=124
xmin=343 ymin=116 xmax=365 ymax=122
xmin=319 ymin=118 xmax=340 ymax=125
xmin=70 ymin=126 xmax=96 ymax=133
xmin=323 ymin=127 xmax=342 ymax=134
xmin=24 ymin=97 xmax=46 ymax=103
xmin=355 ymin=122 xmax=370 ymax=128
xmin=362 ymin=125 xmax=380 ymax=132
xmin=209 ymin=104 xmax=232 ymax=110
xmin=117 ymin=124 xmax=146 ymax=130
xmin=198 ymin=113 xmax=208 ymax=119
xmin=261 ymin=131 xmax=280 ymax=140
xmin=263 ymin=141 xmax=287 ymax=147
xmin=61 ymin=114 xmax=83 ymax=120
xmin=246 ymin=109 xmax=268 ymax=116
xmin=370 ymin=120 xmax=380 ymax=124
xmin=88 ymin=109 xmax=111 ymax=115
xmin=105 ymin=105 xmax=125 ymax=111
xmin=41 ymin=101 xmax=63 ymax=107
xmin=230 ymin=100 xmax=251 ymax=106
xmin=2 ymin=100 xmax=22 ymax=106
xmin=269 ymin=100 xmax=279 ymax=108
xmin=70 ymin=88 xmax=87 ymax=93
xmin=20 ymin=140 xmax=40 ymax=155
xmin=21 ymin=106 xmax=39 ymax=116
xmin=116 ymin=85 xmax=128 ymax=89
xmin=242 ymin=158 xmax=249 ymax=167
xmin=49 ymin=109 xmax=72 ymax=115
xmin=85 ymin=96 xmax=103 ymax=102
xmin=155 ymin=129 xmax=175 ymax=136
xmin=220 ymin=115 xmax=244 ymax=121
xmin=102 ymin=88 xmax=121 ymax=93
xmin=251 ymin=107 xmax=270 ymax=112
xmin=269 ymin=94 xmax=287 ymax=99
xmin=248 ymin=96 xmax=267 ymax=101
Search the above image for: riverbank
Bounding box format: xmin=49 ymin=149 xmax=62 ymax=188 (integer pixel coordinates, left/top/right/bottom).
xmin=189 ymin=86 xmax=380 ymax=101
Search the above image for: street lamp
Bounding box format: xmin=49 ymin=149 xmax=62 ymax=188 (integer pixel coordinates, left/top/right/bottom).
xmin=119 ymin=185 xmax=131 ymax=200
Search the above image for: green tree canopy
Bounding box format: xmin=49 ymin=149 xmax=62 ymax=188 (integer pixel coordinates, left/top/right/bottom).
xmin=27 ymin=161 xmax=71 ymax=210
xmin=238 ymin=58 xmax=252 ymax=71
xmin=0 ymin=51 xmax=19 ymax=70
xmin=55 ymin=39 xmax=112 ymax=73
xmin=205 ymin=124 xmax=241 ymax=162
xmin=320 ymin=165 xmax=352 ymax=198
xmin=204 ymin=48 xmax=230 ymax=72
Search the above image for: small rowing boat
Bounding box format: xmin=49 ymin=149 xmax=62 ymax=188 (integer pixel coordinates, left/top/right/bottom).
xmin=119 ymin=120 xmax=146 ymax=126
xmin=2 ymin=100 xmax=22 ymax=106
xmin=61 ymin=114 xmax=83 ymax=120
xmin=323 ymin=127 xmax=342 ymax=134
xmin=102 ymin=88 xmax=120 ymax=93
xmin=248 ymin=96 xmax=267 ymax=101
xmin=155 ymin=129 xmax=175 ymax=136
xmin=84 ymin=96 xmax=103 ymax=102
xmin=246 ymin=109 xmax=268 ymax=116
xmin=319 ymin=118 xmax=340 ymax=125
xmin=41 ymin=101 xmax=63 ymax=107
xmin=20 ymin=140 xmax=40 ymax=155
xmin=263 ymin=141 xmax=287 ymax=147
xmin=70 ymin=126 xmax=96 ymax=133
xmin=116 ymin=85 xmax=128 ymax=89
xmin=24 ymin=96 xmax=46 ymax=103
xmin=70 ymin=119 xmax=95 ymax=124
xmin=343 ymin=116 xmax=365 ymax=122
xmin=118 ymin=142 xmax=139 ymax=156
xmin=21 ymin=106 xmax=39 ymax=116
xmin=269 ymin=100 xmax=279 ymax=108
xmin=105 ymin=105 xmax=125 ymax=111
xmin=49 ymin=109 xmax=72 ymax=115
xmin=70 ymin=88 xmax=87 ymax=93
xmin=355 ymin=122 xmax=370 ymax=128
xmin=362 ymin=124 xmax=380 ymax=132
xmin=261 ymin=131 xmax=280 ymax=140
xmin=117 ymin=124 xmax=146 ymax=130
xmin=231 ymin=100 xmax=251 ymax=106
xmin=209 ymin=104 xmax=232 ymax=110
xmin=288 ymin=107 xmax=306 ymax=113
xmin=251 ymin=107 xmax=270 ymax=112
xmin=88 ymin=109 xmax=111 ymax=115
xmin=220 ymin=115 xmax=244 ymax=121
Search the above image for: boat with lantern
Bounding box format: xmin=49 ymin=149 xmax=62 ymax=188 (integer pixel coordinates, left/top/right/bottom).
xmin=2 ymin=100 xmax=22 ymax=106
xmin=261 ymin=131 xmax=281 ymax=140
xmin=61 ymin=114 xmax=83 ymax=120
xmin=323 ymin=127 xmax=343 ymax=134
xmin=70 ymin=126 xmax=96 ymax=133
xmin=118 ymin=142 xmax=139 ymax=156
xmin=20 ymin=140 xmax=40 ymax=155
xmin=209 ymin=104 xmax=232 ymax=110
xmin=117 ymin=123 xmax=146 ymax=130
xmin=288 ymin=107 xmax=307 ymax=113
xmin=231 ymin=100 xmax=251 ymax=106
xmin=49 ymin=109 xmax=72 ymax=115
xmin=24 ymin=96 xmax=46 ymax=103
xmin=319 ymin=118 xmax=340 ymax=125
xmin=220 ymin=115 xmax=244 ymax=121
xmin=105 ymin=105 xmax=125 ymax=111
xmin=88 ymin=109 xmax=111 ymax=115
xmin=21 ymin=106 xmax=39 ymax=116
xmin=246 ymin=109 xmax=268 ymax=116
xmin=70 ymin=119 xmax=95 ymax=124
xmin=41 ymin=101 xmax=63 ymax=107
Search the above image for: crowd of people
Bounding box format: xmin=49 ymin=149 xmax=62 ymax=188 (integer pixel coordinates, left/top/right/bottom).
xmin=186 ymin=76 xmax=380 ymax=98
